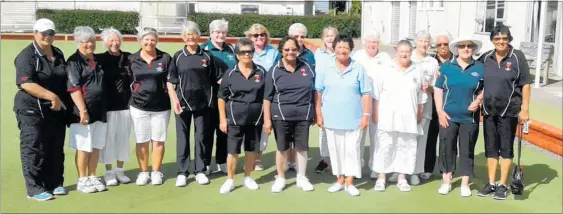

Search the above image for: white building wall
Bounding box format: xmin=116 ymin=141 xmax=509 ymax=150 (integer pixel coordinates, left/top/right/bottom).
xmin=195 ymin=2 xmax=304 ymax=15
xmin=361 ymin=1 xmax=392 ymax=45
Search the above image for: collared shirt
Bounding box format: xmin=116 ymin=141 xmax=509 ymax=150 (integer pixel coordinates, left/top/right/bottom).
xmin=14 ymin=42 xmax=69 ymax=117
xmin=218 ymin=63 xmax=266 ymax=126
xmin=411 ymin=53 xmax=439 ymax=119
xmin=128 ymin=49 xmax=172 ymax=112
xmin=253 ymin=45 xmax=280 ymax=72
xmin=478 ymin=46 xmax=531 ymax=117
xmin=431 ymin=52 xmax=454 ymax=65
xmin=314 ymin=48 xmax=334 ymax=65
xmin=373 ymin=61 xmax=427 ymax=134
xmin=98 ymin=51 xmax=131 ymax=111
xmin=435 ymin=58 xmax=485 ymax=124
xmin=67 ymin=50 xmax=107 ymax=124
xmin=314 ymin=58 xmax=372 ymax=130
xmin=351 ymin=49 xmax=392 ymax=74
xmin=201 ymin=40 xmax=237 ymax=76
xmin=298 ymin=47 xmax=316 ymax=68
xmin=168 ymin=46 xmax=219 ymax=111
xmin=264 ymin=59 xmax=316 ymax=121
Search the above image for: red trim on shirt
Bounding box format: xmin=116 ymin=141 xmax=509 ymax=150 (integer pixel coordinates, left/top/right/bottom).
xmin=67 ymin=87 xmax=81 ymax=92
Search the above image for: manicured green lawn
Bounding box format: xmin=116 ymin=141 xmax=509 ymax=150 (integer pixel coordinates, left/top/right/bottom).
xmin=1 ymin=40 xmax=561 ymax=213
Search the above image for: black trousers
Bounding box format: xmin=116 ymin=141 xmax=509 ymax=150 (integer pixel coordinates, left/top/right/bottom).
xmin=424 ymin=104 xmax=440 ymax=173
xmin=16 ymin=110 xmax=66 ymax=196
xmin=438 ymin=121 xmax=479 ymax=177
xmin=483 ymin=115 xmax=518 ymax=159
xmin=209 ymin=107 xmax=227 ymax=165
xmin=176 ymin=108 xmax=211 ymax=175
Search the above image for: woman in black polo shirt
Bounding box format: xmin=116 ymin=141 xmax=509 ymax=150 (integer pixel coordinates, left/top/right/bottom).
xmin=128 ymin=27 xmax=172 ymax=186
xmin=264 ymin=36 xmax=315 ymax=193
xmin=477 ymin=25 xmax=531 ymax=200
xmin=14 ymin=18 xmax=69 ymax=201
xmin=217 ymin=38 xmax=265 ymax=194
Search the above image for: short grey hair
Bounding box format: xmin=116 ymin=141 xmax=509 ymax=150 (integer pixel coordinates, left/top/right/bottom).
xmin=396 ymin=39 xmax=413 ymax=50
xmin=73 ymin=26 xmax=96 ymax=44
xmin=434 ymin=31 xmax=453 ymax=43
xmin=209 ymin=19 xmax=228 ymax=33
xmin=137 ymin=27 xmax=158 ymax=42
xmin=363 ymin=30 xmax=381 ymax=44
xmin=234 ymin=38 xmax=254 ymax=53
xmin=100 ymin=27 xmax=122 ymax=44
xmin=288 ymin=23 xmax=307 ymax=36
xmin=182 ymin=21 xmax=201 ymax=36
xmin=415 ymin=30 xmax=432 ymax=40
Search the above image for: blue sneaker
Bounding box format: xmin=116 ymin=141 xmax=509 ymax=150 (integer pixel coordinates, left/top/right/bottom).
xmin=27 ymin=192 xmax=54 ymax=201
xmin=52 ymin=187 xmax=68 ymax=195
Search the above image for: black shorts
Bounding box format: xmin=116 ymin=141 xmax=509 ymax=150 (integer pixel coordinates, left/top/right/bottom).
xmin=272 ymin=120 xmax=310 ymax=152
xmin=483 ymin=115 xmax=519 ymax=159
xmin=227 ymin=124 xmax=261 ymax=155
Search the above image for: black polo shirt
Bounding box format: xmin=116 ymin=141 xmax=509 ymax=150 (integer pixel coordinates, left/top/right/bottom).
xmin=218 ymin=64 xmax=266 ymax=126
xmin=128 ymin=49 xmax=172 ymax=112
xmin=168 ymin=46 xmax=220 ymax=111
xmin=264 ymin=59 xmax=315 ymax=121
xmin=14 ymin=42 xmax=69 ymax=116
xmin=67 ymin=50 xmax=107 ymax=124
xmin=98 ymin=51 xmax=131 ymax=111
xmin=478 ymin=47 xmax=532 ymax=117
xmin=431 ymin=51 xmax=453 ymax=65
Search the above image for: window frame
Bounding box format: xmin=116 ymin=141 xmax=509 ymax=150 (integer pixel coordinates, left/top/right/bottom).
xmin=417 ymin=0 xmax=444 ymax=11
xmin=475 ymin=0 xmax=507 ymax=34
xmin=240 ymin=4 xmax=260 ymax=14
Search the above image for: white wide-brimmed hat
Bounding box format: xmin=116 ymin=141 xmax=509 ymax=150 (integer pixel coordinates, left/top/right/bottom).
xmin=449 ymin=37 xmax=482 ymax=54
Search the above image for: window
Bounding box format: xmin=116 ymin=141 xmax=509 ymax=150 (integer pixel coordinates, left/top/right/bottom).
xmin=241 ymin=4 xmax=259 ymax=14
xmin=475 ymin=0 xmax=506 ymax=33
xmin=418 ymin=0 xmax=444 ymax=9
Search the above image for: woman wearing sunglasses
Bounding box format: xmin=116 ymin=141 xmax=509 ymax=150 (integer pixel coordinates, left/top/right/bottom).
xmin=434 ymin=37 xmax=484 ymax=197
xmin=14 ymin=18 xmax=70 ymax=201
xmin=244 ymin=24 xmax=280 ymax=171
xmin=218 ymin=38 xmax=266 ymax=193
xmin=264 ymin=36 xmax=316 ymax=193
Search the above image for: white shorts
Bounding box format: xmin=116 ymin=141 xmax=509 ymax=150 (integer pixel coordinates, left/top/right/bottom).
xmin=69 ymin=121 xmax=107 ymax=152
xmin=130 ymin=106 xmax=171 ymax=143
xmin=99 ymin=110 xmax=132 ymax=164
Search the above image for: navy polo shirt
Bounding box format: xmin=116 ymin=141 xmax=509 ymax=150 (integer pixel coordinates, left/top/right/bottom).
xmin=218 ymin=64 xmax=266 ymax=126
xmin=201 ymin=40 xmax=237 ymax=71
xmin=264 ymin=59 xmax=315 ymax=121
xmin=67 ymin=50 xmax=107 ymax=124
xmin=128 ymin=49 xmax=172 ymax=112
xmin=434 ymin=58 xmax=485 ymax=124
xmin=98 ymin=51 xmax=131 ymax=111
xmin=299 ymin=47 xmax=316 ymax=69
xmin=478 ymin=47 xmax=531 ymax=117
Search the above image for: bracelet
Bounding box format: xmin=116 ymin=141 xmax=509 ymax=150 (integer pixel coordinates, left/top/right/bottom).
xmin=363 ymin=113 xmax=371 ymax=116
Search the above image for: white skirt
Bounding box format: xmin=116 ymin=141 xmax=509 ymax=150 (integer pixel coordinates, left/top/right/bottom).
xmin=325 ymin=128 xmax=363 ymax=178
xmin=371 ymin=130 xmax=418 ymax=174
xmin=99 ymin=110 xmax=132 ymax=164
xmin=69 ymin=121 xmax=107 ymax=152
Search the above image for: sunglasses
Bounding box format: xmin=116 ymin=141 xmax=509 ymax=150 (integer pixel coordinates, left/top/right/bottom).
xmin=237 ymin=50 xmax=254 ymax=55
xmin=436 ymin=43 xmax=449 ymax=47
xmin=457 ymin=44 xmax=476 ymax=49
xmin=38 ymin=30 xmax=56 ymax=37
xmin=143 ymin=27 xmax=157 ymax=33
xmin=252 ymin=33 xmax=266 ymax=38
xmin=283 ymin=48 xmax=298 ymax=52
xmin=293 ymin=35 xmax=306 ymax=39
xmin=493 ymin=37 xmax=509 ymax=41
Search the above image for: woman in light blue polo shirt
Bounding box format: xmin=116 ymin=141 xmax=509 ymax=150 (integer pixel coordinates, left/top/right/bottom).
xmin=434 ymin=37 xmax=484 ymax=197
xmin=315 ymin=35 xmax=372 ymax=197
xmin=244 ymin=23 xmax=280 ymax=171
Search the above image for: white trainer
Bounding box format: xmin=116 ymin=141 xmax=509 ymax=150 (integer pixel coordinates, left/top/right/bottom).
xmin=195 ymin=173 xmax=210 ymax=185
xmin=220 ymin=179 xmax=235 ymax=194
xmin=460 ymin=185 xmax=472 ymax=197
xmin=345 ymin=185 xmax=360 ymax=196
xmin=89 ymin=176 xmax=107 ymax=192
xmin=104 ymin=170 xmax=118 ymax=186
xmin=328 ymin=183 xmax=344 ymax=193
xmin=217 ymin=164 xmax=227 ymax=174
xmin=136 ymin=172 xmax=150 ymax=186
xmin=296 ymin=175 xmax=314 ymax=192
xmin=114 ymin=168 xmax=131 ymax=184
xmin=271 ymin=177 xmax=286 ymax=193
xmin=243 ymin=177 xmax=259 ymax=190
xmin=150 ymin=171 xmax=163 ymax=185
xmin=373 ymin=179 xmax=386 ymax=192
xmin=175 ymin=175 xmax=187 ymax=187
xmin=438 ymin=183 xmax=452 ymax=195
xmin=77 ymin=177 xmax=97 ymax=193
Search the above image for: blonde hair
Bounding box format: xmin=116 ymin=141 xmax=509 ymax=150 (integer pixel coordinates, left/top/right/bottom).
xmin=322 ymin=26 xmax=339 ymax=37
xmin=245 ymin=23 xmax=271 ymax=45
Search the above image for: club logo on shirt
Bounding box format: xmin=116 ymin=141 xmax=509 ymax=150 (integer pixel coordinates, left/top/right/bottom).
xmin=254 ymin=74 xmax=260 ymax=83
xmin=227 ymin=54 xmax=235 ymax=61
xmin=471 ymin=72 xmax=480 ymax=77
xmin=506 ymin=62 xmax=512 ymax=71
xmin=20 ymin=76 xmax=29 ymax=81
xmin=156 ymin=63 xmax=163 ymax=72
xmin=301 ymin=69 xmax=307 ymax=76
xmin=201 ymin=59 xmax=208 ymax=67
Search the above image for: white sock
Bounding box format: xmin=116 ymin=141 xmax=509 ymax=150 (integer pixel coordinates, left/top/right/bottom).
xmin=296 ymin=150 xmax=308 ymax=177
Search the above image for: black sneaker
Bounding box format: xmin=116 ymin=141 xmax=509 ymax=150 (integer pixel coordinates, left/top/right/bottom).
xmin=477 ymin=183 xmax=497 ymax=197
xmin=315 ymin=160 xmax=329 ymax=173
xmin=493 ymin=184 xmax=509 ymax=200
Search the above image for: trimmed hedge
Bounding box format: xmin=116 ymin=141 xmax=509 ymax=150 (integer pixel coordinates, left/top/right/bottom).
xmin=187 ymin=13 xmax=361 ymax=38
xmin=35 ymin=9 xmax=139 ymax=34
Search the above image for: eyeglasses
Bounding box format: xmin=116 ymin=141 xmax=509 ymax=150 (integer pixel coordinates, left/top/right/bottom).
xmin=436 ymin=43 xmax=449 ymax=47
xmin=293 ymin=35 xmax=306 ymax=39
xmin=38 ymin=30 xmax=56 ymax=37
xmin=237 ymin=50 xmax=254 ymax=55
xmin=493 ymin=37 xmax=509 ymax=41
xmin=283 ymin=48 xmax=298 ymax=52
xmin=457 ymin=44 xmax=476 ymax=49
xmin=252 ymin=33 xmax=266 ymax=38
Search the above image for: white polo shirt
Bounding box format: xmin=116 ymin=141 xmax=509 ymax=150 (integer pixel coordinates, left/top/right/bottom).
xmin=373 ymin=60 xmax=427 ymax=135
xmin=411 ymin=54 xmax=439 ymax=120
xmin=352 ymin=49 xmax=392 ymax=76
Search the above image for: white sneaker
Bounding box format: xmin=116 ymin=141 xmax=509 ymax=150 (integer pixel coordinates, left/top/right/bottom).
xmin=460 ymin=185 xmax=472 ymax=197
xmin=77 ymin=177 xmax=97 ymax=193
xmin=114 ymin=168 xmax=131 ymax=184
xmin=271 ymin=177 xmax=286 ymax=193
xmin=220 ymin=179 xmax=235 ymax=194
xmin=328 ymin=183 xmax=344 ymax=193
xmin=420 ymin=172 xmax=433 ymax=180
xmin=438 ymin=183 xmax=452 ymax=195
xmin=373 ymin=179 xmax=386 ymax=192
xmin=396 ymin=179 xmax=412 ymax=192
xmin=254 ymin=160 xmax=264 ymax=171
xmin=296 ymin=175 xmax=314 ymax=192
xmin=243 ymin=177 xmax=259 ymax=190
xmin=175 ymin=175 xmax=187 ymax=187
xmin=104 ymin=170 xmax=118 ymax=186
xmin=345 ymin=185 xmax=360 ymax=196
xmin=410 ymin=174 xmax=421 ymax=186
xmin=370 ymin=171 xmax=378 ymax=180
xmin=195 ymin=173 xmax=210 ymax=185
xmin=388 ymin=173 xmax=399 ymax=183
xmin=150 ymin=171 xmax=163 ymax=185
xmin=89 ymin=176 xmax=107 ymax=192
xmin=217 ymin=164 xmax=227 ymax=174
xmin=136 ymin=172 xmax=150 ymax=186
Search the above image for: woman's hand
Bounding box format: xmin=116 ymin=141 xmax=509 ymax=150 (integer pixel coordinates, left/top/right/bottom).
xmin=518 ymin=109 xmax=529 ymax=124
xmin=79 ymin=110 xmax=89 ymax=125
xmin=360 ymin=114 xmax=369 ymax=130
xmin=437 ymin=110 xmax=450 ymax=128
xmin=316 ymin=114 xmax=324 ymax=129
xmin=263 ymin=119 xmax=272 ymax=135
xmin=468 ymin=99 xmax=481 ymax=112
xmin=219 ymin=118 xmax=228 ymax=133
xmin=172 ymin=99 xmax=183 ymax=115
xmin=49 ymin=95 xmax=66 ymax=111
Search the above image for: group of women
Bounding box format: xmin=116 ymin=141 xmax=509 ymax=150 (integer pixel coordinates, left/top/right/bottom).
xmin=15 ymin=18 xmax=530 ymax=201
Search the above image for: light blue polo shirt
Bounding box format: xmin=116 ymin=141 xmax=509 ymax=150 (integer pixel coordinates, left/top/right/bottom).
xmin=314 ymin=49 xmax=334 ymax=75
xmin=253 ymin=45 xmax=280 ymax=72
xmin=315 ymin=58 xmax=373 ymax=130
